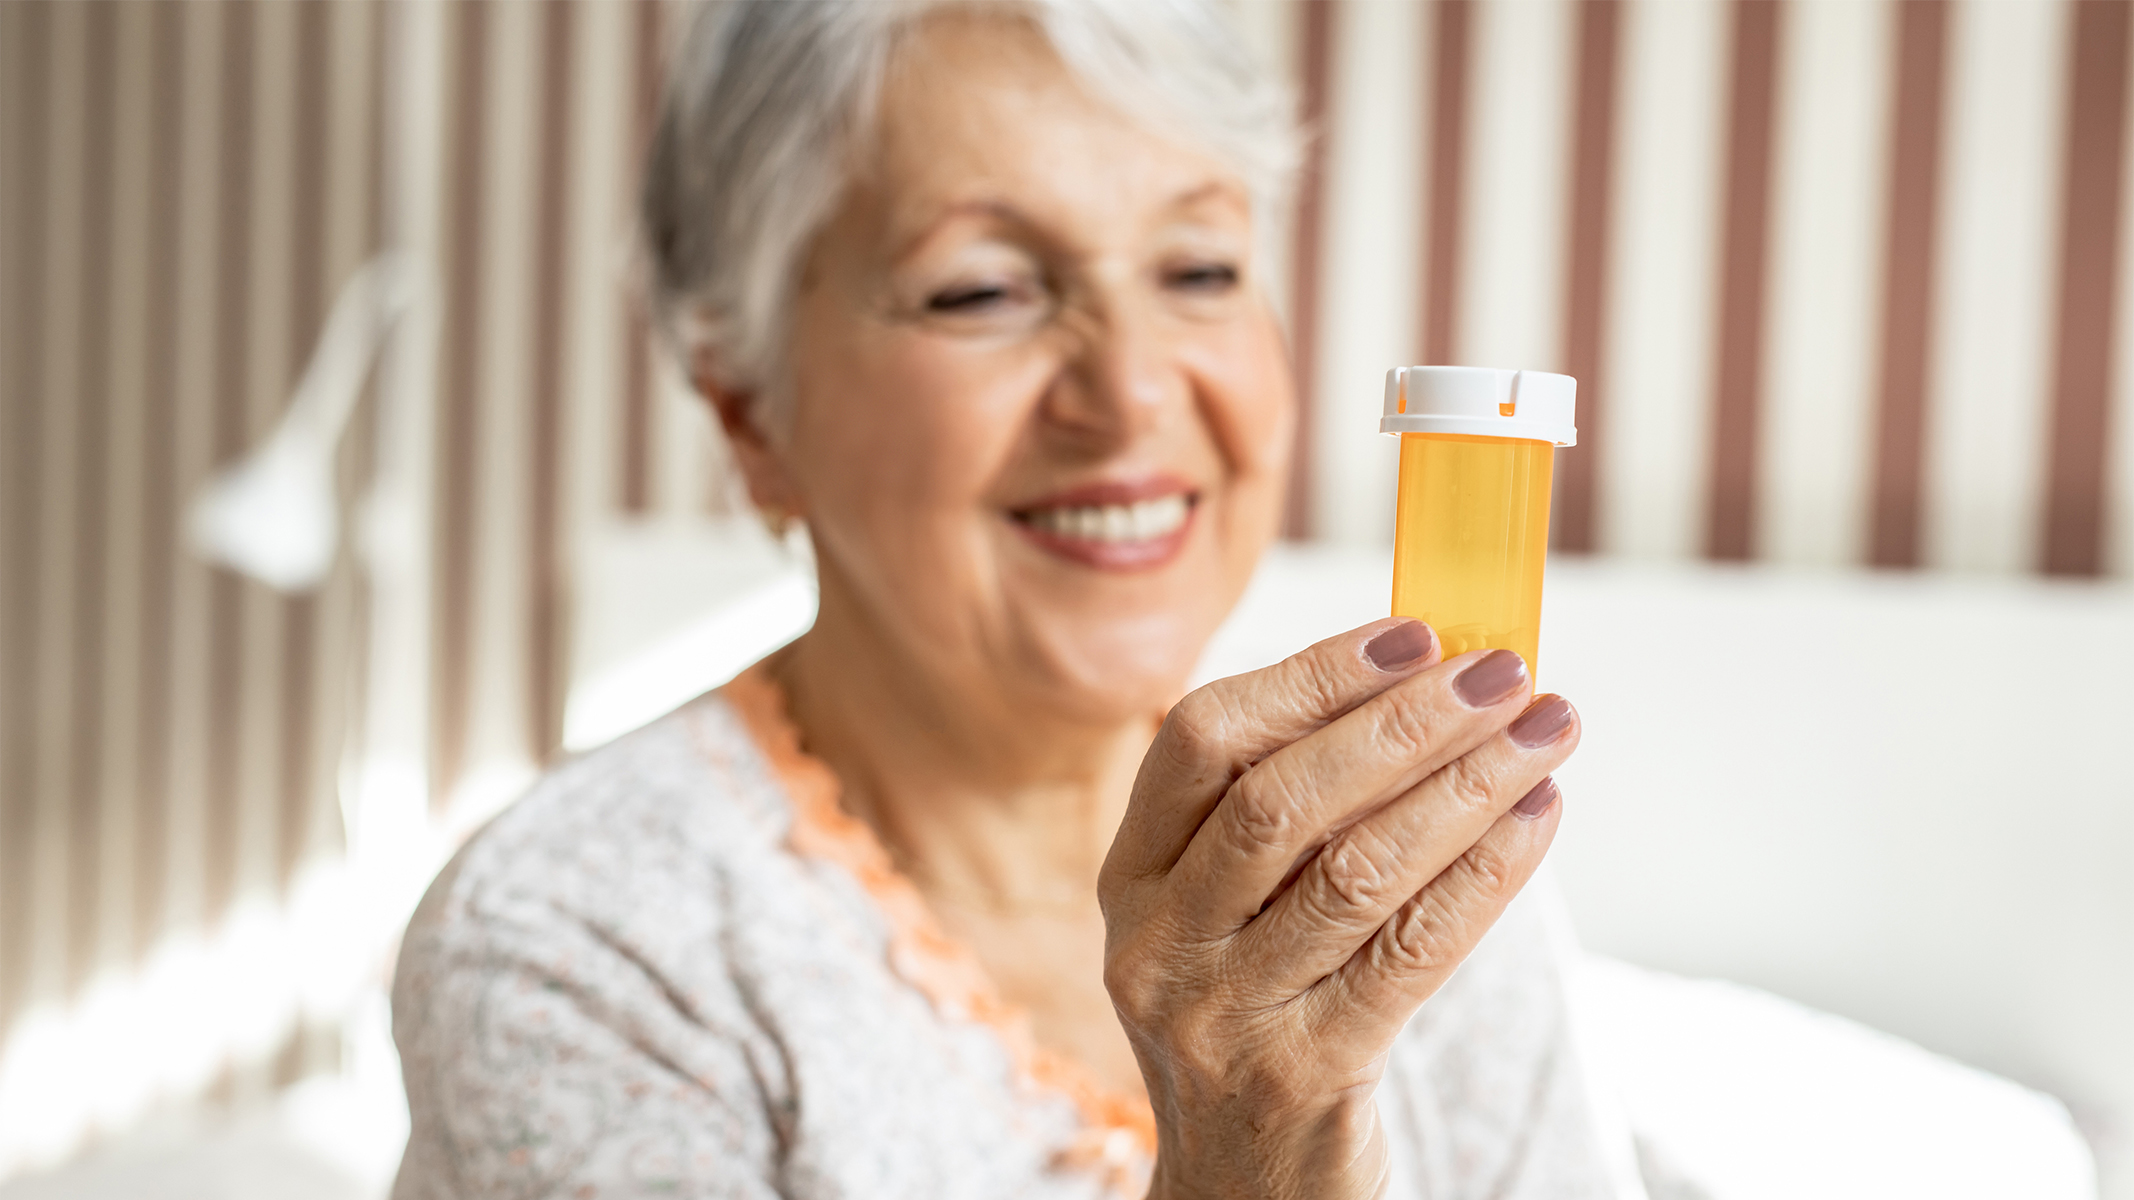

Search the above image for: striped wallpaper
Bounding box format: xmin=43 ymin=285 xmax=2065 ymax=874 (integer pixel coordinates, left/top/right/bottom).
xmin=1 ymin=0 xmax=2130 ymax=1176
xmin=2 ymin=0 xmax=389 ymax=1127
xmin=0 ymin=0 xmax=736 ymax=1168
xmin=1290 ymin=0 xmax=2134 ymax=579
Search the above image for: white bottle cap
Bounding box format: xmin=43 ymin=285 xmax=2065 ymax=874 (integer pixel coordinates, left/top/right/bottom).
xmin=1379 ymin=366 xmax=1578 ymax=446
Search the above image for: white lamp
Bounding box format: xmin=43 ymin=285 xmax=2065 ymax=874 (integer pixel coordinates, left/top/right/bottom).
xmin=186 ymin=252 xmax=428 ymax=592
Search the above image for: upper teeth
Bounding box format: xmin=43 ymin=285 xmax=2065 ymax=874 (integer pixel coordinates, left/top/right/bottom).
xmin=1025 ymin=495 xmax=1190 ymax=542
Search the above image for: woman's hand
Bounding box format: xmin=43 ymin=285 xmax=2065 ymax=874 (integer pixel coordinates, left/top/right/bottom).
xmin=1099 ymin=618 xmax=1580 ymax=1200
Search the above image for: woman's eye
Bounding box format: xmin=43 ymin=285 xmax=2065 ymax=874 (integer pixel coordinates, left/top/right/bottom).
xmin=927 ymin=282 xmax=1017 ymax=312
xmin=1166 ymin=261 xmax=1240 ymax=293
xmin=908 ymin=268 xmax=1050 ymax=333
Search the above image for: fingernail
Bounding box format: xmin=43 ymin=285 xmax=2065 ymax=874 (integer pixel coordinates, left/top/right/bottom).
xmin=1453 ymin=649 xmax=1528 ymax=707
xmin=1508 ymin=694 xmax=1573 ymax=749
xmin=1513 ymin=777 xmax=1560 ymax=819
xmin=1364 ymin=621 xmax=1434 ymax=672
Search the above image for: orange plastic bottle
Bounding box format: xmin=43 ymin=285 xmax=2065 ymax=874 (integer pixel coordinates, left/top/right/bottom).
xmin=1383 ymin=367 xmax=1578 ymax=678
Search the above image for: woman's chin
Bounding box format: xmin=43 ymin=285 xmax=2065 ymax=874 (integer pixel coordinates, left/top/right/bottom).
xmin=981 ymin=511 xmax=1249 ymax=722
xmin=1016 ymin=612 xmax=1215 ymax=724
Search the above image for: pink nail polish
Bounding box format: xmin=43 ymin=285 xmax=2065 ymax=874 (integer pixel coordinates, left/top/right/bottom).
xmin=1507 ymin=695 xmax=1573 ymax=748
xmin=1453 ymin=648 xmax=1527 ymax=708
xmin=1364 ymin=621 xmax=1434 ymax=672
xmin=1512 ymin=777 xmax=1559 ymax=819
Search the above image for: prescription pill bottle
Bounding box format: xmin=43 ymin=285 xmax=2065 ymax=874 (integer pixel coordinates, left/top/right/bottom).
xmin=1382 ymin=366 xmax=1577 ymax=678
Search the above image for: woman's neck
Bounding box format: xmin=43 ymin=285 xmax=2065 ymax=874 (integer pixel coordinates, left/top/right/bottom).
xmin=772 ymin=594 xmax=1157 ymax=912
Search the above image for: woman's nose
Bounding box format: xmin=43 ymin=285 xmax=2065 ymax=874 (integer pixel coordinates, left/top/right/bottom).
xmin=1041 ymin=312 xmax=1184 ymax=450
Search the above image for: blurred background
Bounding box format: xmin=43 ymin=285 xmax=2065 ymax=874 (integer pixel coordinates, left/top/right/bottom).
xmin=0 ymin=0 xmax=2128 ymax=1197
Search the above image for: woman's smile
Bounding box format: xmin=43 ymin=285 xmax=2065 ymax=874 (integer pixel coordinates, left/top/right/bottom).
xmin=1006 ymin=475 xmax=1200 ymax=571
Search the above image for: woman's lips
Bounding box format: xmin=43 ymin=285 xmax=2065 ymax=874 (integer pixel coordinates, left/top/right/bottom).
xmin=1007 ymin=483 xmax=1199 ymax=571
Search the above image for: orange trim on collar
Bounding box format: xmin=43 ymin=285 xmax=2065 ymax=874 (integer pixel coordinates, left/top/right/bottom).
xmin=715 ymin=664 xmax=1158 ymax=1187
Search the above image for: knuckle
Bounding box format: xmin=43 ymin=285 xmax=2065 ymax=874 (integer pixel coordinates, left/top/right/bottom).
xmin=1105 ymin=907 xmax=1227 ymax=1023
xmin=1110 ymin=973 xmax=1235 ymax=1081
xmin=1102 ymin=942 xmax=1165 ymax=1020
xmin=1300 ymin=828 xmax=1401 ymax=923
xmin=1377 ymin=838 xmax=1525 ymax=975
xmin=1382 ymin=892 xmax=1466 ymax=973
xmin=1287 ymin=645 xmax=1360 ymax=724
xmin=1370 ymin=687 xmax=1441 ymax=764
xmin=1145 ymin=689 xmax=1252 ymax=804
xmin=1455 ymin=837 xmax=1521 ymax=900
xmin=1433 ymin=754 xmax=1505 ymax=818
xmin=1102 ymin=960 xmax=1148 ymax=1017
xmin=1220 ymin=762 xmax=1302 ymax=855
xmin=1094 ymin=862 xmax=1122 ymax=910
xmin=1161 ymin=688 xmax=1229 ymax=759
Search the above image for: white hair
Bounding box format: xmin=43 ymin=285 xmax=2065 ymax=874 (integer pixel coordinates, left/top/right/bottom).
xmin=641 ymin=0 xmax=1300 ymax=432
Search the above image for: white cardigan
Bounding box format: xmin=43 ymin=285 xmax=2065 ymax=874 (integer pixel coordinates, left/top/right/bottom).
xmin=389 ymin=673 xmax=1621 ymax=1200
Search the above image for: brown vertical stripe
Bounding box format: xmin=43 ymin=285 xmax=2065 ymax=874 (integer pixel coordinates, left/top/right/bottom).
xmin=1705 ymin=0 xmax=1782 ymax=561
xmin=620 ymin=0 xmax=662 ymax=514
xmin=353 ymin=0 xmax=390 ymax=485
xmin=1555 ymin=0 xmax=1622 ymax=554
xmin=434 ymin=0 xmax=490 ymax=802
xmin=351 ymin=0 xmax=391 ymax=680
xmin=527 ymin=1 xmax=577 ymax=762
xmin=1423 ymin=0 xmax=1472 ymax=365
xmin=133 ymin=0 xmax=185 ymax=956
xmin=1868 ymin=0 xmax=1949 ymax=568
xmin=277 ymin=0 xmax=330 ymax=887
xmin=1283 ymin=0 xmax=1335 ymax=540
xmin=1 ymin=0 xmax=53 ymax=1027
xmin=203 ymin=0 xmax=257 ymax=923
xmin=369 ymin=0 xmax=392 ymax=254
xmin=67 ymin=0 xmax=120 ymax=992
xmin=2043 ymin=0 xmax=2131 ymax=576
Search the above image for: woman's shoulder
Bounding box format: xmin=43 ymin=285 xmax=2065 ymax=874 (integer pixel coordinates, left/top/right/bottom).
xmin=388 ymin=693 xmax=824 ymax=1199
xmin=403 ymin=690 xmax=792 ymax=966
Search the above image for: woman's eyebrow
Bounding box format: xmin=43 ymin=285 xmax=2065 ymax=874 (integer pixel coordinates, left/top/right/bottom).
xmin=1167 ymin=179 xmax=1245 ymax=210
xmin=1162 ymin=178 xmax=1253 ymax=221
xmin=889 ymin=198 xmax=1039 ymax=264
xmin=888 ymin=179 xmax=1247 ymax=265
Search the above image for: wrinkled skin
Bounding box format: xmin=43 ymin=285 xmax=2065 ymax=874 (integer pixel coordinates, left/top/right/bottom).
xmin=1104 ymin=624 xmax=1574 ymax=1199
xmin=698 ymin=13 xmax=1580 ymax=1198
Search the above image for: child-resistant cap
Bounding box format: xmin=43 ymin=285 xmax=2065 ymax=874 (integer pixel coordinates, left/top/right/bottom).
xmin=1380 ymin=366 xmax=1577 ymax=446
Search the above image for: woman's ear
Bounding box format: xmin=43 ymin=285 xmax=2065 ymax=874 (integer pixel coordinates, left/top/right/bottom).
xmin=696 ymin=370 xmax=805 ymax=520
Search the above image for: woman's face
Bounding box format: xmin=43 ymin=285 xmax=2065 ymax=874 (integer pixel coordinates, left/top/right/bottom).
xmin=765 ymin=13 xmax=1294 ymax=724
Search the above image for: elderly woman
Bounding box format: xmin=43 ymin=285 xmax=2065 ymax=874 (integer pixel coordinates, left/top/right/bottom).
xmin=390 ymin=2 xmax=1609 ymax=1197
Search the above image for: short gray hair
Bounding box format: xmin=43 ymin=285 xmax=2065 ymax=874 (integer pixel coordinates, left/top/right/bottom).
xmin=641 ymin=0 xmax=1300 ymax=431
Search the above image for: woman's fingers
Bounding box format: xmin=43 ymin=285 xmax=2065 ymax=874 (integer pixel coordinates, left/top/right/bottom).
xmin=1103 ymin=618 xmax=1441 ymax=887
xmin=1237 ymin=695 xmax=1580 ymax=992
xmin=1300 ymin=775 xmax=1565 ymax=1039
xmin=1157 ymin=647 xmax=1536 ymax=936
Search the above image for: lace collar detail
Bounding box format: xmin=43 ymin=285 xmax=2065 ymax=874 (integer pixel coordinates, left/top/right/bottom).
xmin=716 ymin=663 xmax=1158 ymax=1186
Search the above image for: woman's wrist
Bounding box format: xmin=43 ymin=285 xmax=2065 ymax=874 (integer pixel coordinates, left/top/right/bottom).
xmin=1140 ymin=1096 xmax=1388 ymax=1200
